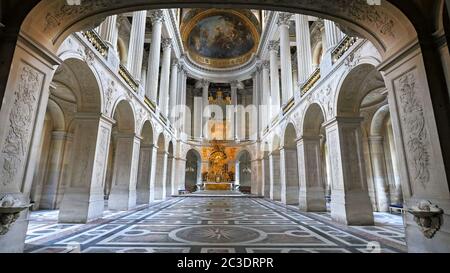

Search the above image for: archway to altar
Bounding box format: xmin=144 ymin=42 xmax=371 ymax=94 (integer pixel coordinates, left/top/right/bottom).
xmin=185 ymin=149 xmax=202 ymax=193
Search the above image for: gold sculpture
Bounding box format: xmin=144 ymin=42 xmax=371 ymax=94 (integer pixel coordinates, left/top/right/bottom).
xmin=203 ymin=140 xmax=233 ymax=182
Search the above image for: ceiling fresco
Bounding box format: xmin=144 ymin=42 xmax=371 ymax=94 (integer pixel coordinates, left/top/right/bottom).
xmin=181 ymin=9 xmax=261 ymax=69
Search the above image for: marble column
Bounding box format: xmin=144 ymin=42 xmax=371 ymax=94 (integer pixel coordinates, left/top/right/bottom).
xmin=98 ymin=15 xmax=118 ymax=50
xmin=269 ymin=152 xmax=281 ymax=201
xmin=169 ymin=59 xmax=179 ymax=123
xmin=325 ymin=117 xmax=374 ymax=225
xmin=108 ymin=133 xmax=141 ymax=210
xmin=295 ymin=14 xmax=313 ymax=85
xmin=251 ymin=159 xmax=263 ymax=196
xmin=39 ymin=131 xmax=68 ymax=209
xmin=180 ymin=68 xmax=188 ymax=135
xmin=261 ymin=60 xmax=271 ymax=128
xmin=230 ymin=81 xmax=238 ymax=140
xmin=146 ymin=10 xmax=164 ymax=101
xmin=126 ymin=10 xmax=147 ymax=80
xmin=136 ymin=144 xmax=154 ymax=204
xmin=278 ymin=13 xmax=294 ymax=105
xmin=59 ymin=114 xmax=113 ymax=223
xmin=369 ymin=136 xmax=391 ymax=212
xmin=159 ymin=38 xmax=172 ymax=117
xmin=268 ymin=40 xmax=281 ymax=118
xmin=324 ymin=19 xmax=344 ymax=52
xmin=297 ymin=136 xmax=327 ymax=211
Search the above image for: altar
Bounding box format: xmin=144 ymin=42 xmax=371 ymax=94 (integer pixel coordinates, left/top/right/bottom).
xmin=204 ymin=182 xmax=234 ymax=191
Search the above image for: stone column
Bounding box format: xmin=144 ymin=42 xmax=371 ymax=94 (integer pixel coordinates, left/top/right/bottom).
xmin=108 ymin=133 xmax=141 ymax=210
xmin=278 ymin=13 xmax=294 ymax=105
xmin=136 ymin=144 xmax=154 ymax=204
xmin=323 ymin=19 xmax=344 ymax=52
xmin=174 ymin=157 xmax=187 ymax=191
xmin=39 ymin=131 xmax=68 ymax=209
xmin=268 ymin=40 xmax=281 ymax=118
xmin=295 ymin=14 xmax=313 ymax=85
xmin=98 ymin=15 xmax=118 ymax=50
xmin=324 ymin=117 xmax=374 ymax=225
xmin=59 ymin=113 xmax=114 ymax=223
xmin=251 ymin=158 xmax=263 ymax=196
xmin=269 ymin=152 xmax=281 ymax=201
xmin=126 ymin=10 xmax=147 ymax=80
xmin=297 ymin=136 xmax=327 ymax=211
xmin=261 ymin=60 xmax=271 ymax=128
xmin=279 ymin=146 xmax=300 ymax=205
xmin=179 ymin=68 xmax=188 ymax=135
xmin=169 ymin=59 xmax=179 ymax=123
xmin=279 ymin=147 xmax=288 ymax=204
xmin=146 ymin=10 xmax=164 ymax=101
xmin=369 ymin=136 xmax=391 ymax=212
xmin=159 ymin=38 xmax=172 ymax=117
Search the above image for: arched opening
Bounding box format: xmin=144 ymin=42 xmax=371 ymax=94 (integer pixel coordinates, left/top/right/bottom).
xmin=262 ymin=142 xmax=271 ymax=198
xmin=282 ymin=123 xmax=300 ymax=205
xmin=30 ymin=99 xmax=67 ymax=211
xmin=154 ymin=133 xmax=167 ymax=200
xmin=236 ymin=150 xmax=252 ymax=194
xmin=185 ymin=149 xmax=202 ymax=193
xmin=166 ymin=141 xmax=174 ymax=197
xmin=107 ymin=100 xmax=138 ymax=211
xmin=136 ymin=120 xmax=154 ymax=204
xmin=300 ymin=103 xmax=327 ymax=212
xmin=270 ymin=135 xmax=282 ymax=201
xmin=50 ymin=58 xmax=105 ymax=223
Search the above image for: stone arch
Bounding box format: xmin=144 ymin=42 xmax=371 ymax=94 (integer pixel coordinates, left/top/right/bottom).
xmin=185 ymin=148 xmax=202 ymax=192
xmin=334 ymin=63 xmax=385 ymax=117
xmin=370 ymin=104 xmax=390 ymax=136
xmin=298 ymin=103 xmax=328 ymax=212
xmin=19 ymin=0 xmax=416 ymax=61
xmin=281 ymin=122 xmax=300 ymax=205
xmin=312 ymin=42 xmax=323 ymax=68
xmin=107 ymin=99 xmax=139 ymax=210
xmin=136 ymin=120 xmax=154 ymax=204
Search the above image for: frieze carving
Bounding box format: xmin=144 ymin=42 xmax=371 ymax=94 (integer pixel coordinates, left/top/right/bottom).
xmin=0 ymin=65 xmax=43 ymax=186
xmin=397 ymin=72 xmax=430 ymax=188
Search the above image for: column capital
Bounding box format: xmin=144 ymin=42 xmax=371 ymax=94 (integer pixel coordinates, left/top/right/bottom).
xmin=277 ymin=12 xmax=293 ymax=27
xmin=171 ymin=58 xmax=179 ymax=67
xmin=268 ymin=40 xmax=279 ymax=52
xmin=149 ymin=10 xmax=164 ymax=24
xmin=161 ymin=38 xmax=172 ymax=50
xmin=196 ymin=79 xmax=209 ymax=89
xmin=262 ymin=60 xmax=270 ymax=69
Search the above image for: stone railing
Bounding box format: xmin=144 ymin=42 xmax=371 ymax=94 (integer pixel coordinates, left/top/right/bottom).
xmin=81 ymin=30 xmax=108 ymax=57
xmin=332 ymin=36 xmax=358 ymax=64
xmin=301 ymin=68 xmax=321 ymax=96
xmin=119 ymin=64 xmax=138 ymax=92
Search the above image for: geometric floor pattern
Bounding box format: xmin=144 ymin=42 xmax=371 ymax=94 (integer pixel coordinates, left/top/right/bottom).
xmin=24 ymin=197 xmax=406 ymax=253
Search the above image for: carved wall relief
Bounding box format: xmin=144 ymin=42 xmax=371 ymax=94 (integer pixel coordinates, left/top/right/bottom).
xmin=396 ymin=71 xmax=430 ymax=188
xmin=0 ymin=65 xmax=44 ymax=187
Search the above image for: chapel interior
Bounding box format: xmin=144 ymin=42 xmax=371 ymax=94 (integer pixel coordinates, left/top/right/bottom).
xmin=0 ymin=0 xmax=449 ymax=253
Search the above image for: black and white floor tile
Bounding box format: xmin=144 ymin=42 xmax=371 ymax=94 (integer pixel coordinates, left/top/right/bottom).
xmin=24 ymin=197 xmax=406 ymax=253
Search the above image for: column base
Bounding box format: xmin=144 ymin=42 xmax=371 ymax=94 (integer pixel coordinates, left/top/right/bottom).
xmin=136 ymin=188 xmax=150 ymax=205
xmin=299 ymin=187 xmax=327 ymax=212
xmin=108 ymin=188 xmax=137 ymax=211
xmin=58 ymin=188 xmax=104 ymax=223
xmin=330 ymin=190 xmax=374 ymax=225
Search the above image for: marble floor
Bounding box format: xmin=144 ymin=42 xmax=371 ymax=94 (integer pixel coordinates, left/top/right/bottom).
xmin=24 ymin=197 xmax=406 ymax=253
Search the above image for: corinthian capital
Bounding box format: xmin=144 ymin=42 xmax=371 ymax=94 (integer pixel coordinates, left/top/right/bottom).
xmin=277 ymin=12 xmax=293 ymax=26
xmin=268 ymin=40 xmax=279 ymax=52
xmin=161 ymin=38 xmax=172 ymax=50
xmin=149 ymin=10 xmax=164 ymax=24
